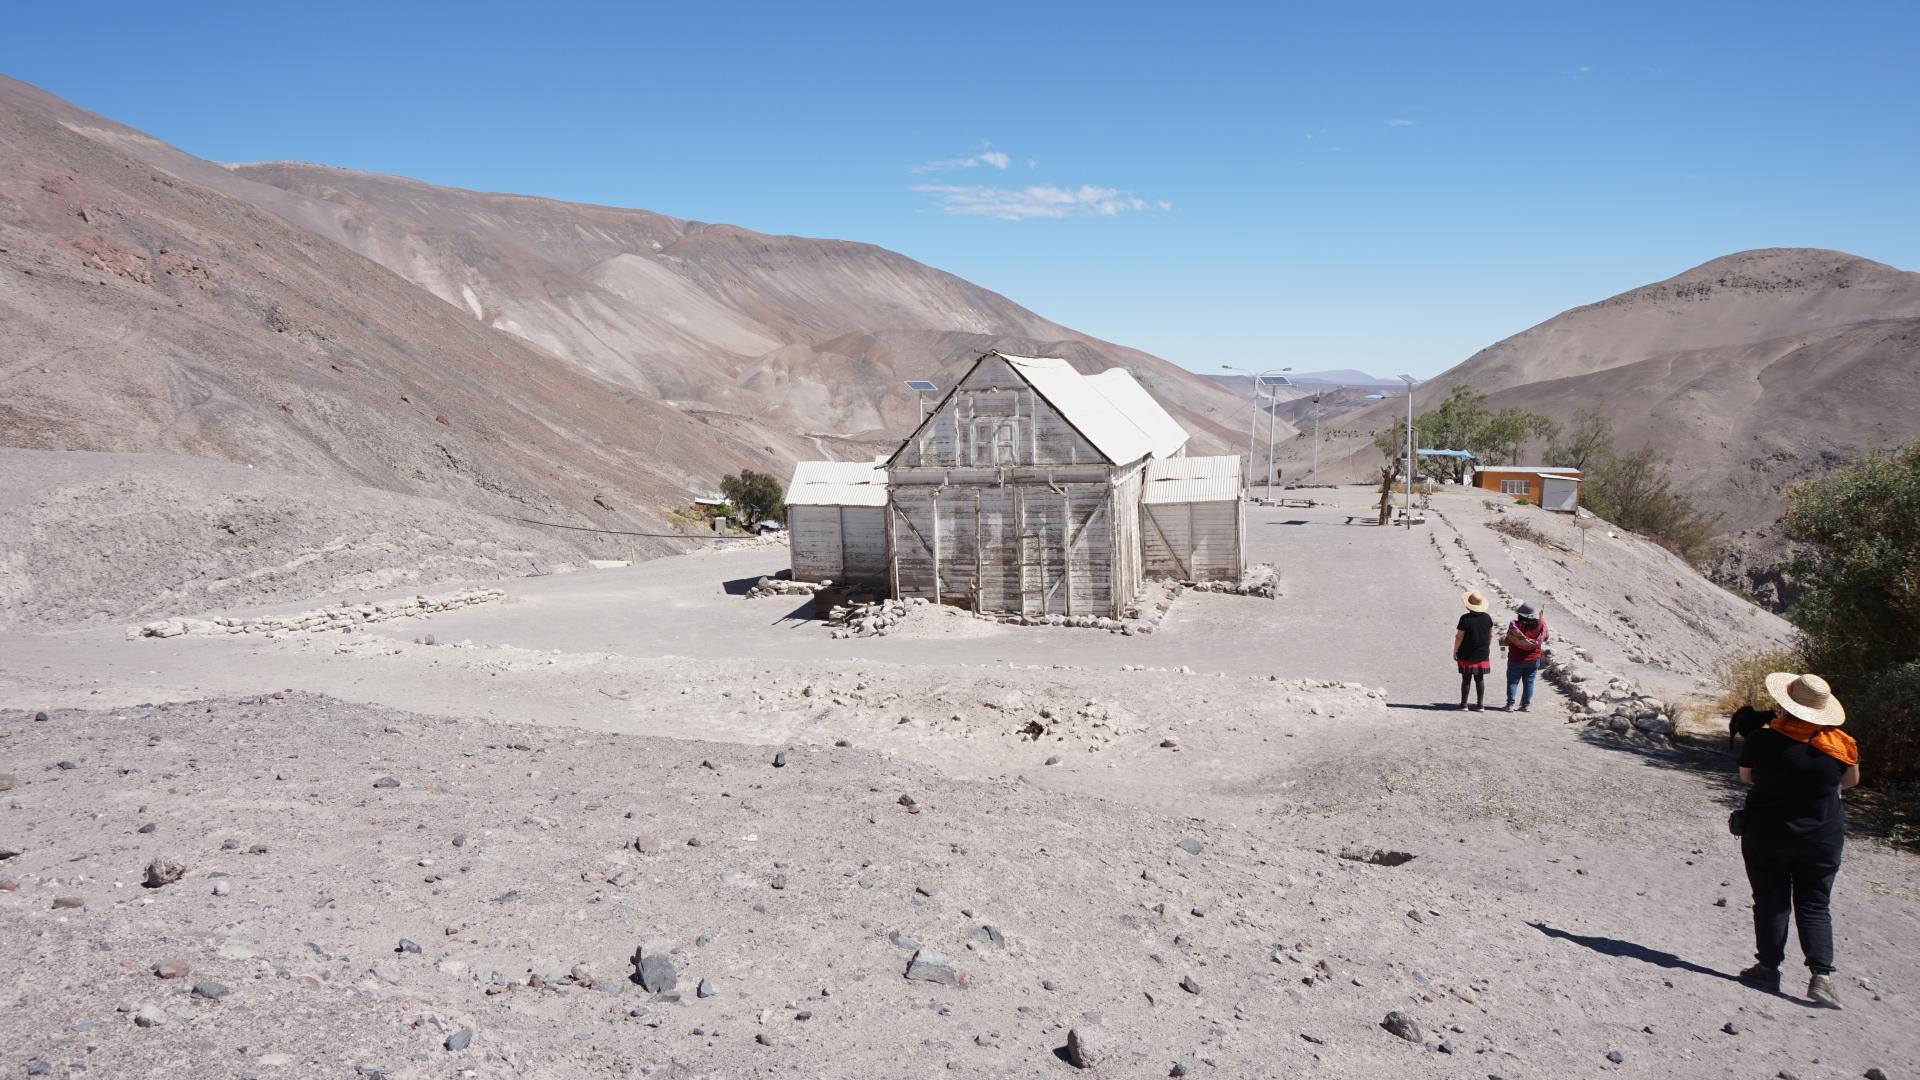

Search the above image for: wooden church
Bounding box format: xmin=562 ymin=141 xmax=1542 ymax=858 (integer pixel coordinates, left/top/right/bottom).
xmin=785 ymin=350 xmax=1244 ymax=618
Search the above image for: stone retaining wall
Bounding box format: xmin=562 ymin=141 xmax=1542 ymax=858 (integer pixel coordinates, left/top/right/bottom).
xmin=134 ymin=587 xmax=506 ymax=640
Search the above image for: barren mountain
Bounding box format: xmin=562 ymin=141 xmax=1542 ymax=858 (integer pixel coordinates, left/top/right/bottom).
xmin=216 ymin=162 xmax=1244 ymax=452
xmin=0 ymin=75 xmax=1241 ymax=626
xmin=1287 ymin=249 xmax=1920 ymax=591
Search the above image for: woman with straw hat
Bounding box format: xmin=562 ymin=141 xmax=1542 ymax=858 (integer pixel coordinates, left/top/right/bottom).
xmin=1452 ymin=591 xmax=1495 ymax=710
xmin=1735 ymin=672 xmax=1861 ymax=1009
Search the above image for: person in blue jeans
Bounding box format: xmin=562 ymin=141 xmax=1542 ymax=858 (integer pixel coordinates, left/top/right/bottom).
xmin=1503 ymin=602 xmax=1549 ymax=711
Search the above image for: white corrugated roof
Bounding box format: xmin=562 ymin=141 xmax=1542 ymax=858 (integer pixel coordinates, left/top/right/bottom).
xmin=784 ymin=458 xmax=889 ymax=507
xmin=1000 ymin=354 xmax=1190 ymax=465
xmin=1142 ymin=455 xmax=1242 ymax=503
xmin=1479 ymin=466 xmax=1583 ymax=478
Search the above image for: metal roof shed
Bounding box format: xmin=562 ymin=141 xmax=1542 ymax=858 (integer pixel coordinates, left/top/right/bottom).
xmin=784 ymin=459 xmax=889 ymax=584
xmin=1141 ymin=455 xmax=1245 ymax=581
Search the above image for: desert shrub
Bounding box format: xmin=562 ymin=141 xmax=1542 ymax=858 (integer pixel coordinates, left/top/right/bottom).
xmin=1488 ymin=515 xmax=1565 ymax=552
xmin=1580 ymin=446 xmax=1721 ymax=566
xmin=1781 ymin=440 xmax=1920 ymax=784
xmin=1513 ymin=496 xmax=1530 ymax=506
xmin=1713 ymin=646 xmax=1808 ymax=714
xmin=720 ymin=470 xmax=786 ymax=527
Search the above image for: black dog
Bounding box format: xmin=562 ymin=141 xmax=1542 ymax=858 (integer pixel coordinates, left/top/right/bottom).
xmin=1729 ymin=705 xmax=1775 ymax=749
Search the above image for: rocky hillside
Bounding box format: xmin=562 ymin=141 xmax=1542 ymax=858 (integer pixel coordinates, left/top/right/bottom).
xmin=1288 ymin=248 xmax=1920 ymax=593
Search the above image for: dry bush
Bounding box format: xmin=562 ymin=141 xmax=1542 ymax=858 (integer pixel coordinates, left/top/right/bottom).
xmin=1487 ymin=514 xmax=1567 ymax=553
xmin=1712 ymin=647 xmax=1807 ymax=714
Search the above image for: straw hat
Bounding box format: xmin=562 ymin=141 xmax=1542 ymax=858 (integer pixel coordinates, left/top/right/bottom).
xmin=1462 ymin=591 xmax=1489 ymax=613
xmin=1765 ymin=672 xmax=1846 ymax=727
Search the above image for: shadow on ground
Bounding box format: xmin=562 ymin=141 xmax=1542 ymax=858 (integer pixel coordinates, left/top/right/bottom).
xmin=1528 ymin=921 xmax=1740 ymax=983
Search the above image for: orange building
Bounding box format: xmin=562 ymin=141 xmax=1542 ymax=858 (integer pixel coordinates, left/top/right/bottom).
xmin=1474 ymin=466 xmax=1582 ymax=512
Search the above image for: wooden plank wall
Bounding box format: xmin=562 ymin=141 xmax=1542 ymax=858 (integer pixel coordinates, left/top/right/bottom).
xmin=789 ymin=505 xmax=888 ymax=584
xmin=1141 ymin=500 xmax=1243 ymax=581
xmin=890 ymin=484 xmax=1119 ymax=617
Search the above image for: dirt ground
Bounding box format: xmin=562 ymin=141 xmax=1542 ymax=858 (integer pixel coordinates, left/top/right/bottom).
xmin=2 ymin=490 xmax=1913 ymax=1079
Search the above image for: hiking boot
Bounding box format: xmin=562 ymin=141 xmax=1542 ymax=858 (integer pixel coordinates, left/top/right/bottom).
xmin=1808 ymin=973 xmax=1843 ymax=1010
xmin=1738 ymin=963 xmax=1781 ymax=992
xmin=1468 ymin=703 xmax=1483 ymax=712
xmin=1519 ymin=704 xmax=1532 ymax=713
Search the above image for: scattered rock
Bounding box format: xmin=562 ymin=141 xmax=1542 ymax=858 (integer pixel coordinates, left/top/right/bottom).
xmin=1064 ymin=1026 xmax=1102 ymax=1069
xmin=905 ymin=949 xmax=968 ymax=987
xmin=1606 ymin=1049 xmax=1625 ymax=1064
xmin=372 ymin=776 xmax=400 ymax=789
xmin=1721 ymin=1021 xmax=1740 ymax=1035
xmin=697 ymin=977 xmax=716 ymax=998
xmin=152 ymin=959 xmax=191 ymax=979
xmin=212 ymin=879 xmax=230 ymax=896
xmin=133 ymin=1004 xmax=165 ymax=1028
xmin=51 ymin=896 xmax=83 ymax=910
xmin=34 ymin=711 xmax=50 ymax=722
xmin=632 ymin=944 xmax=678 ymax=993
xmin=143 ymin=856 xmax=187 ymax=886
xmin=1179 ymin=975 xmax=1202 ymax=995
xmin=1175 ymin=839 xmax=1203 ymax=856
xmin=1382 ymin=1010 xmax=1422 ymax=1043
xmin=396 ymin=938 xmax=421 ymax=954
xmin=192 ymin=980 xmax=231 ymax=1000
xmin=772 ymin=751 xmax=787 ymax=768
xmin=445 ymin=1028 xmax=473 ymax=1052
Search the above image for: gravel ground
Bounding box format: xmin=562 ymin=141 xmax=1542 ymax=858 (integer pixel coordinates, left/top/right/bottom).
xmin=2 ymin=491 xmax=1910 ymax=1079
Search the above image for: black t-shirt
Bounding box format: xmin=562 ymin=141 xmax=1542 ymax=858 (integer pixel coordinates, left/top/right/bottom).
xmin=1455 ymin=612 xmax=1494 ymax=663
xmin=1739 ymin=726 xmax=1849 ymax=849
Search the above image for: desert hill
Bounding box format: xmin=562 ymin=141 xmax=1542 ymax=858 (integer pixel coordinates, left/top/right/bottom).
xmin=1285 ymin=249 xmax=1920 ymax=589
xmin=216 ymin=162 xmax=1244 ymax=452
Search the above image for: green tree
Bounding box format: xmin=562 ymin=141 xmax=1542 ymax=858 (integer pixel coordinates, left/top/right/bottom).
xmin=1372 ymin=384 xmax=1558 ymax=483
xmin=719 ymin=470 xmax=786 ymax=527
xmin=1781 ymin=440 xmax=1920 ymax=784
xmin=1547 ymin=410 xmax=1615 ymax=470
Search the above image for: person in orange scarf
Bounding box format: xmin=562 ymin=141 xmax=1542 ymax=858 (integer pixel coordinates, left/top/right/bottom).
xmin=1735 ymin=672 xmax=1861 ymax=1008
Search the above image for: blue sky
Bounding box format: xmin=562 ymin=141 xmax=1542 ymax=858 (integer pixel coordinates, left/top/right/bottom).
xmin=6 ymin=1 xmax=1917 ymax=378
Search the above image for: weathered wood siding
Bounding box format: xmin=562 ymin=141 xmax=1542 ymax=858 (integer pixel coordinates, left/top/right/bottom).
xmin=889 ymin=483 xmax=1122 ymax=617
xmin=893 ymin=355 xmax=1106 ymax=470
xmin=788 ymin=505 xmax=888 ymax=584
xmin=1109 ymin=467 xmax=1145 ymax=607
xmin=1141 ymin=500 xmax=1244 ymax=581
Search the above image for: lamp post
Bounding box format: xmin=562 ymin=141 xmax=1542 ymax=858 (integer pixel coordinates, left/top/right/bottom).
xmin=1221 ymin=366 xmax=1292 ymax=498
xmin=903 ymin=379 xmax=939 ymax=424
xmin=1398 ymin=375 xmax=1417 ymax=526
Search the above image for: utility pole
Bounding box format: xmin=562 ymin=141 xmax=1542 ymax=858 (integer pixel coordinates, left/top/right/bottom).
xmin=1398 ymin=375 xmax=1417 ymax=526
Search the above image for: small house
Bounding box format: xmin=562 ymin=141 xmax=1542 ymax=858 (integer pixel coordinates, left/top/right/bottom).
xmin=1475 ymin=466 xmax=1582 ymax=512
xmin=783 ymin=458 xmax=889 ymax=584
xmin=1140 ymin=455 xmax=1245 ymax=580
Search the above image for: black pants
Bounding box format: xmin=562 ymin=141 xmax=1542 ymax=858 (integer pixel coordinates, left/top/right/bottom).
xmin=1458 ymin=670 xmax=1485 ymax=705
xmin=1740 ymin=835 xmax=1841 ymax=973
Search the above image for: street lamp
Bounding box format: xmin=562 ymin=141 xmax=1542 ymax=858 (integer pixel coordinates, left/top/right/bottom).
xmin=1221 ymin=365 xmax=1292 ymax=497
xmin=1398 ymin=375 xmax=1417 ymax=526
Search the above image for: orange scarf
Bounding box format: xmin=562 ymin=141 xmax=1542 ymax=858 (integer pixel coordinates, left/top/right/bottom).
xmin=1769 ymin=716 xmax=1859 ymax=766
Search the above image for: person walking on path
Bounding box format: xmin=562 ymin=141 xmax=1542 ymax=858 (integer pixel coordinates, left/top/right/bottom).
xmin=1736 ymin=672 xmax=1861 ymax=1009
xmin=1502 ymin=602 xmax=1549 ymax=711
xmin=1453 ymin=591 xmax=1494 ymax=710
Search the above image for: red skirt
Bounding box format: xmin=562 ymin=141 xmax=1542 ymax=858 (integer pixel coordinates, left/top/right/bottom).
xmin=1456 ymin=660 xmax=1490 ymax=672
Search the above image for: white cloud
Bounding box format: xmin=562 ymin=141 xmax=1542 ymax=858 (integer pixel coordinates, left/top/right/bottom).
xmin=910 ymin=183 xmax=1168 ymax=221
xmin=910 ymin=143 xmax=1013 ymax=173
xmin=1386 ymin=118 xmax=1416 ymax=127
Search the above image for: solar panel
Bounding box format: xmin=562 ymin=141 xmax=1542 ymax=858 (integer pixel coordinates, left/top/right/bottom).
xmin=903 ymin=380 xmax=938 ymax=392
xmin=1256 ymin=375 xmax=1293 ymax=386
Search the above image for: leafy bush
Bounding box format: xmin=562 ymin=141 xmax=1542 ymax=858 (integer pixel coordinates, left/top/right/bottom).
xmin=1781 ymin=440 xmax=1920 ymax=783
xmin=1512 ymin=496 xmax=1530 ymax=506
xmin=1578 ymin=446 xmax=1721 ymax=565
